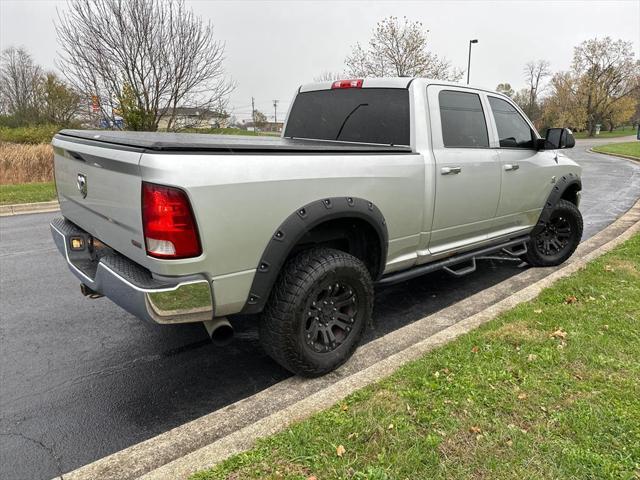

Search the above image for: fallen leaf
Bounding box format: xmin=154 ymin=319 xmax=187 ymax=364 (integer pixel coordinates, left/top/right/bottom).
xmin=347 ymin=432 xmax=358 ymax=440
xmin=533 ymin=308 xmax=543 ymax=314
xmin=506 ymin=439 xmax=513 ymax=447
xmin=564 ymin=295 xmax=578 ymax=304
xmin=603 ymin=324 xmax=609 ymax=330
xmin=471 ymin=346 xmax=480 ymax=353
xmin=550 ymin=328 xmax=567 ymax=339
xmin=527 ymin=354 xmax=538 ymax=362
xmin=604 ymin=265 xmax=615 ymax=272
xmin=336 ymin=444 xmax=346 ymax=457
xmin=518 ymin=393 xmax=528 ymax=400
xmin=469 ymin=426 xmax=482 ymax=434
xmin=340 ymin=404 xmax=348 ymax=412
xmin=387 ymin=423 xmax=394 ymax=430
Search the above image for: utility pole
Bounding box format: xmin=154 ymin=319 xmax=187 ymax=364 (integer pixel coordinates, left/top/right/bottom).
xmin=273 ymin=100 xmax=279 ymax=124
xmin=467 ymin=39 xmax=478 ymax=85
xmin=251 ymin=97 xmax=256 ymax=130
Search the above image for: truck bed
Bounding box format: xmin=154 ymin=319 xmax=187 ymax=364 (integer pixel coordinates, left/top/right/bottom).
xmin=56 ymin=130 xmax=413 ymax=154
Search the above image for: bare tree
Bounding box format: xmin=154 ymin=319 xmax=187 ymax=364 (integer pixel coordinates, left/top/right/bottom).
xmin=344 ymin=17 xmax=463 ymax=81
xmin=0 ymin=46 xmax=43 ymax=122
xmin=313 ymin=71 xmax=343 ymax=82
xmin=571 ymin=37 xmax=639 ymax=136
xmin=496 ymin=83 xmax=514 ymax=98
xmin=523 ymin=60 xmax=551 ymax=121
xmin=56 ymin=0 xmax=234 ymax=131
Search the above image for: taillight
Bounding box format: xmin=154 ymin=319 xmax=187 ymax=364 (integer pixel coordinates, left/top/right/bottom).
xmin=141 ymin=182 xmax=201 ymax=259
xmin=331 ymin=79 xmax=363 ymax=89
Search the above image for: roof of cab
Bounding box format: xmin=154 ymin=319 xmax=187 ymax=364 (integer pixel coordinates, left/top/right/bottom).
xmin=298 ymin=77 xmax=494 ymax=94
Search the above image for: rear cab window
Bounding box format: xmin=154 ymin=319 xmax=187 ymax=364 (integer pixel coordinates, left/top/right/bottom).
xmin=284 ymin=88 xmax=410 ymax=146
xmin=438 ymin=90 xmax=489 ymax=148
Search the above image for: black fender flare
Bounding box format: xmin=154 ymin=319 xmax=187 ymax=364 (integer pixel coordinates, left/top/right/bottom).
xmin=534 ymin=172 xmax=582 ymax=234
xmin=241 ymin=196 xmax=388 ymax=314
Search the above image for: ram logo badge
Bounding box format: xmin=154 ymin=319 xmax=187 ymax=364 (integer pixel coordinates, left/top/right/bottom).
xmin=77 ymin=173 xmax=87 ymax=198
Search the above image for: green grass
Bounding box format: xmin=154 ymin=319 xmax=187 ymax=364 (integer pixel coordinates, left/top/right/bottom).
xmin=0 ymin=182 xmax=57 ymax=205
xmin=573 ymin=126 xmax=636 ymax=139
xmin=148 ymin=282 xmax=212 ymax=312
xmin=192 ymin=235 xmax=640 ymax=480
xmin=0 ymin=124 xmax=62 ymax=144
xmin=592 ymin=141 xmax=640 ymax=160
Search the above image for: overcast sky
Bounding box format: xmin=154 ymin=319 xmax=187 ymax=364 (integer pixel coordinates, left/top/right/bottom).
xmin=1 ymin=0 xmax=639 ymax=121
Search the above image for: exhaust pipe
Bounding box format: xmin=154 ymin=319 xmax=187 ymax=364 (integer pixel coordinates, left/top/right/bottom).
xmin=203 ymin=317 xmax=234 ymax=346
xmin=80 ymin=283 xmax=104 ymax=299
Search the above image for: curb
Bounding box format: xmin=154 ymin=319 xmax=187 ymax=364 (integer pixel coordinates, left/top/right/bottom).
xmin=588 ymin=147 xmax=640 ymax=162
xmin=0 ymin=200 xmax=59 ymax=217
xmin=57 ymin=199 xmax=640 ymax=480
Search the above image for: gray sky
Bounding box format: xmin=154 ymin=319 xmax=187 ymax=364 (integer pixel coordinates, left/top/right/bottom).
xmin=1 ymin=0 xmax=639 ymax=121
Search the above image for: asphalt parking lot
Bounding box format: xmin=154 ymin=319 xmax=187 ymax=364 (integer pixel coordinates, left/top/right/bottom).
xmin=1 ymin=138 xmax=639 ymax=480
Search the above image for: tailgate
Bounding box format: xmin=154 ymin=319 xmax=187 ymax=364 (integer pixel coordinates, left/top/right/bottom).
xmin=52 ymin=135 xmax=148 ymax=267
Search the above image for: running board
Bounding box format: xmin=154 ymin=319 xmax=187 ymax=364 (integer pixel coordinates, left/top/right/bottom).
xmin=377 ymin=236 xmax=529 ymax=286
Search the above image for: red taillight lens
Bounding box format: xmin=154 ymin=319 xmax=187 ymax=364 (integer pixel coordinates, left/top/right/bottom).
xmin=331 ymin=79 xmax=363 ymax=89
xmin=142 ymin=182 xmax=201 ymax=259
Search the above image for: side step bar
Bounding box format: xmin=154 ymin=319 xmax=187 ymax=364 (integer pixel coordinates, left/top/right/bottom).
xmin=377 ymin=236 xmax=529 ymax=286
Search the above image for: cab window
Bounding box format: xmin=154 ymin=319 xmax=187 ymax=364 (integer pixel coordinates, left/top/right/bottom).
xmin=488 ymin=96 xmax=535 ymax=149
xmin=438 ymin=90 xmax=489 ymax=148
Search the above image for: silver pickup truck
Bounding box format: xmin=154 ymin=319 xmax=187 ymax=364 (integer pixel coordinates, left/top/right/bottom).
xmin=51 ymin=77 xmax=582 ymax=376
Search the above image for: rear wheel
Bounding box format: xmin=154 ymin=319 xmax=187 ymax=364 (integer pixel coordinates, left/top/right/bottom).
xmin=259 ymin=248 xmax=373 ymax=377
xmin=522 ymin=199 xmax=583 ymax=267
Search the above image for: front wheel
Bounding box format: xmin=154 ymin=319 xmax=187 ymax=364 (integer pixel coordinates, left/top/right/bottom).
xmin=522 ymin=199 xmax=583 ymax=267
xmin=259 ymin=248 xmax=373 ymax=377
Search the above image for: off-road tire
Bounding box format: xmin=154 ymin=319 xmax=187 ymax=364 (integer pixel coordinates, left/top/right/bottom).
xmin=523 ymin=199 xmax=583 ymax=267
xmin=259 ymin=247 xmax=374 ymax=377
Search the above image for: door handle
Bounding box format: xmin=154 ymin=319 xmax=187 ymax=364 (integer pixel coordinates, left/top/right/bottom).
xmin=504 ymin=163 xmax=520 ymax=171
xmin=441 ymin=166 xmax=462 ymax=175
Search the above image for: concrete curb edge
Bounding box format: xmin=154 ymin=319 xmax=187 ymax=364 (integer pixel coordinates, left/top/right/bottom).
xmin=141 ymin=204 xmax=640 ymax=480
xmin=56 ymin=199 xmax=640 ymax=480
xmin=0 ymin=200 xmax=59 ymax=217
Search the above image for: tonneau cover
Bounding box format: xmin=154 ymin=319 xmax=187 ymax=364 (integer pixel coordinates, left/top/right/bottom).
xmin=56 ymin=130 xmax=413 ymax=153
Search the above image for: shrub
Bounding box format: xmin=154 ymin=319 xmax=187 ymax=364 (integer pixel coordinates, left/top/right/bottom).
xmin=0 ymin=125 xmax=61 ymax=144
xmin=0 ymin=142 xmax=54 ymax=184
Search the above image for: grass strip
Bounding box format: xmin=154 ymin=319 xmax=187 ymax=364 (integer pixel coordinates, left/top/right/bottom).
xmin=573 ymin=126 xmax=636 ymax=139
xmin=0 ymin=182 xmax=57 ymax=205
xmin=592 ymin=141 xmax=640 ymax=160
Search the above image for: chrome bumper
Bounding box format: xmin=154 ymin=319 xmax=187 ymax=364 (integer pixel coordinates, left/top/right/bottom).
xmin=50 ymin=217 xmax=214 ymax=324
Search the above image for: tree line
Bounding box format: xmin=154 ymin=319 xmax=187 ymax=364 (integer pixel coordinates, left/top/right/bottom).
xmin=320 ymin=17 xmax=640 ymax=136
xmin=496 ymin=38 xmax=639 ymax=135
xmin=1 ymin=0 xmax=233 ymax=132
xmin=1 ymin=7 xmax=638 ymax=136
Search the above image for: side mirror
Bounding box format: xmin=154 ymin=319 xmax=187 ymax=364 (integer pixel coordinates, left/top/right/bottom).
xmin=539 ymin=128 xmax=575 ymax=150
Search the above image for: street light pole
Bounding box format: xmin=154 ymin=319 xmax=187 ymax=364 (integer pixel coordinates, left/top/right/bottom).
xmin=467 ymin=39 xmax=478 ymax=84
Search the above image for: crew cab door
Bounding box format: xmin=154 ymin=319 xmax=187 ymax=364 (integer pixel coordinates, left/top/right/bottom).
xmin=485 ymin=95 xmax=556 ymax=236
xmin=425 ymin=86 xmax=501 ymax=255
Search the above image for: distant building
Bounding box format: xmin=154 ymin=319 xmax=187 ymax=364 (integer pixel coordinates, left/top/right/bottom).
xmin=157 ymin=107 xmax=230 ymax=130
xmin=241 ymin=120 xmax=284 ymax=133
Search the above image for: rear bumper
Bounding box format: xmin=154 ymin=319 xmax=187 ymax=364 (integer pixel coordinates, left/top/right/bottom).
xmin=50 ymin=217 xmax=214 ymax=324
